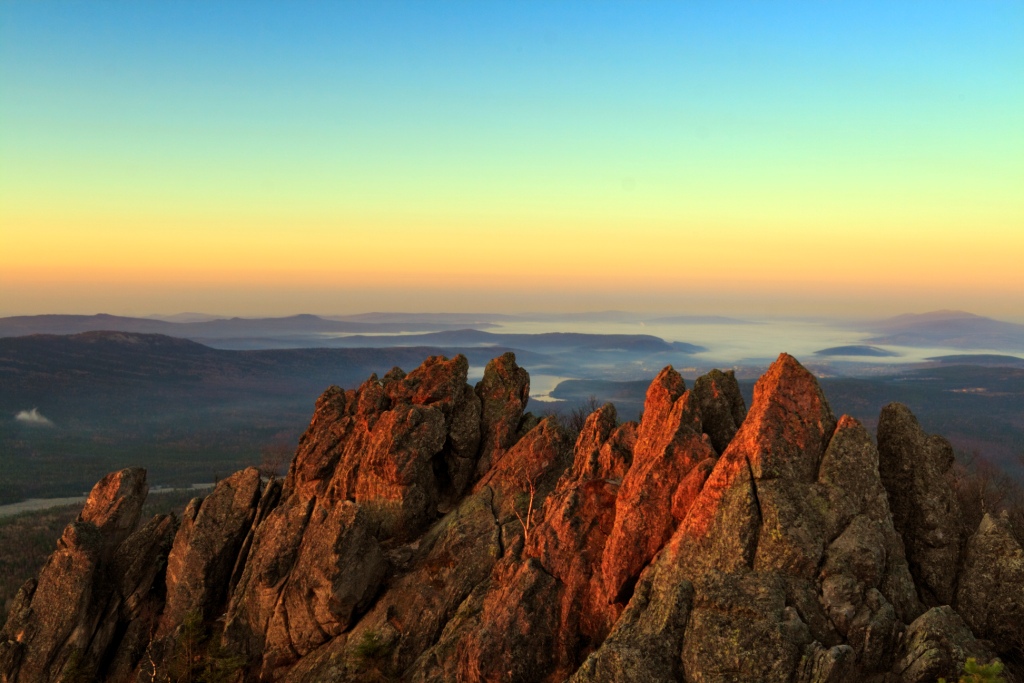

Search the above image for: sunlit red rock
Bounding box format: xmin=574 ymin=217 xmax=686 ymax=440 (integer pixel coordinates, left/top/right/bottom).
xmin=2 ymin=352 xmax=1016 ymax=683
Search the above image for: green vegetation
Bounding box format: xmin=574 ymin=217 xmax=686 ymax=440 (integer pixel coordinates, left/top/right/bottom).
xmin=339 ymin=628 xmax=396 ymax=682
xmin=352 ymin=629 xmax=391 ymax=662
xmin=938 ymin=657 xmax=1005 ymax=683
xmin=59 ymin=646 xmax=91 ymax=683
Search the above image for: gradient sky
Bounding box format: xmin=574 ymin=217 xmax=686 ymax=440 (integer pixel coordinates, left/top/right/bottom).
xmin=1 ymin=2 xmax=1022 ymax=318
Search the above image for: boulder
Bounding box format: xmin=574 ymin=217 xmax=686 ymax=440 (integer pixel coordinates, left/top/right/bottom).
xmin=955 ymin=513 xmax=1024 ymax=655
xmin=893 ymin=606 xmax=995 ymax=683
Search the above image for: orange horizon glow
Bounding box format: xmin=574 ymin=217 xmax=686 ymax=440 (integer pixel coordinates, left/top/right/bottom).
xmin=2 ymin=3 xmax=1022 ymax=319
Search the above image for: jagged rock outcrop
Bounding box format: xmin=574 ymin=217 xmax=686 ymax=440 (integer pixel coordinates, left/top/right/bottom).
xmin=475 ymin=351 xmax=531 ymax=477
xmin=893 ymin=606 xmax=995 ymax=683
xmin=568 ymin=403 xmax=634 ymax=482
xmin=285 ymin=354 xmax=481 ymax=541
xmin=158 ymin=467 xmax=263 ymax=636
xmin=0 ymin=468 xmax=162 ymax=683
xmin=691 ymin=368 xmax=747 ymax=455
xmin=2 ymin=351 xmax=1015 ymax=683
xmin=877 ymin=402 xmax=964 ymax=607
xmin=955 ymin=512 xmax=1024 ymax=656
xmin=600 ymin=367 xmax=716 ymax=609
xmin=223 ymin=354 xmax=491 ymax=678
xmin=578 ymin=354 xmax=928 ymax=682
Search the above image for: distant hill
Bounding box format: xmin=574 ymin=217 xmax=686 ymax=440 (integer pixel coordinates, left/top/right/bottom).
xmin=0 ymin=313 xmax=494 ymax=343
xmin=926 ymin=354 xmax=1024 ymax=367
xmin=330 ymin=312 xmax=520 ymax=325
xmin=815 ymin=345 xmax=900 ymax=358
xmin=644 ymin=315 xmax=755 ymax=325
xmin=4 ymin=330 xmax=1022 ymax=507
xmin=325 ymin=329 xmax=707 ymax=354
xmin=865 ymin=310 xmax=1024 ymax=351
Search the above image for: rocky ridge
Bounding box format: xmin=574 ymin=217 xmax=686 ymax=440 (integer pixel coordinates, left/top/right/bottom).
xmin=1 ymin=351 xmax=1021 ymax=682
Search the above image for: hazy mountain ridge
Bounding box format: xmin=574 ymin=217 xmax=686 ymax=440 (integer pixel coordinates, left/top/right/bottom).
xmin=815 ymin=345 xmax=901 ymax=357
xmin=0 ymin=313 xmax=496 ymax=340
xmin=864 ymin=310 xmax=1024 ymax=351
xmin=1 ymin=353 xmax=1021 ymax=682
xmin=3 ymin=330 xmax=1023 ymax=506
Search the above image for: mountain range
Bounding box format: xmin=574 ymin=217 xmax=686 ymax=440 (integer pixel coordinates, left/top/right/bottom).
xmin=862 ymin=310 xmax=1024 ymax=351
xmin=1 ymin=352 xmax=1020 ymax=682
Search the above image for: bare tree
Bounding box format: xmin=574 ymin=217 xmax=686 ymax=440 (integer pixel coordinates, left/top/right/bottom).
xmin=257 ymin=442 xmax=292 ymax=479
xmin=513 ymin=474 xmax=538 ymax=543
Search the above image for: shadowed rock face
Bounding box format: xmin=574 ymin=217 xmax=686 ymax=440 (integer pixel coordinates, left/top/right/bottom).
xmin=955 ymin=513 xmax=1024 ymax=654
xmin=3 ymin=352 xmax=1018 ymax=683
xmin=877 ymin=402 xmax=964 ymax=607
xmin=691 ymin=368 xmax=747 ymax=455
xmin=894 ymin=606 xmax=996 ymax=683
xmin=158 ymin=467 xmax=264 ymax=637
xmin=475 ymin=351 xmax=530 ymax=477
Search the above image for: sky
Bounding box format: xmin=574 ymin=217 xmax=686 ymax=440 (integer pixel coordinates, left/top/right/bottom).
xmin=1 ymin=2 xmax=1022 ymax=319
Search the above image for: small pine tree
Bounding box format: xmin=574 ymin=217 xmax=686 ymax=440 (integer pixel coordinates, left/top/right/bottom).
xmin=938 ymin=657 xmax=1005 ymax=683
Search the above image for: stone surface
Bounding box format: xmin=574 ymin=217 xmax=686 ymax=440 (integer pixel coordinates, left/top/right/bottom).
xmin=525 ymin=478 xmax=620 ymax=676
xmin=338 ymin=489 xmax=502 ymax=678
xmin=568 ymin=403 xmax=624 ymax=483
xmin=681 ymin=571 xmax=813 ymax=683
xmin=692 ymin=368 xmax=747 ymax=454
xmin=0 ymin=468 xmax=151 ymax=683
xmin=877 ymin=402 xmax=963 ymax=607
xmin=157 ymin=467 xmax=263 ymax=637
xmin=955 ymin=512 xmax=1024 ymax=656
xmin=5 ymin=352 xmax=1022 ymax=683
xmin=582 ymin=354 xmax=921 ymax=682
xmin=258 ymin=501 xmax=384 ymax=676
xmin=893 ymin=606 xmax=995 ymax=683
xmin=673 ymin=353 xmax=838 ymax=573
xmin=474 ymin=416 xmax=572 ymax=529
xmin=285 ymin=354 xmax=483 ymax=542
xmin=600 ymin=383 xmax=715 ymax=607
xmin=475 ymin=351 xmax=530 ymax=476
xmin=97 ymin=514 xmax=177 ymax=682
xmin=569 ymin=560 xmax=693 ymax=683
